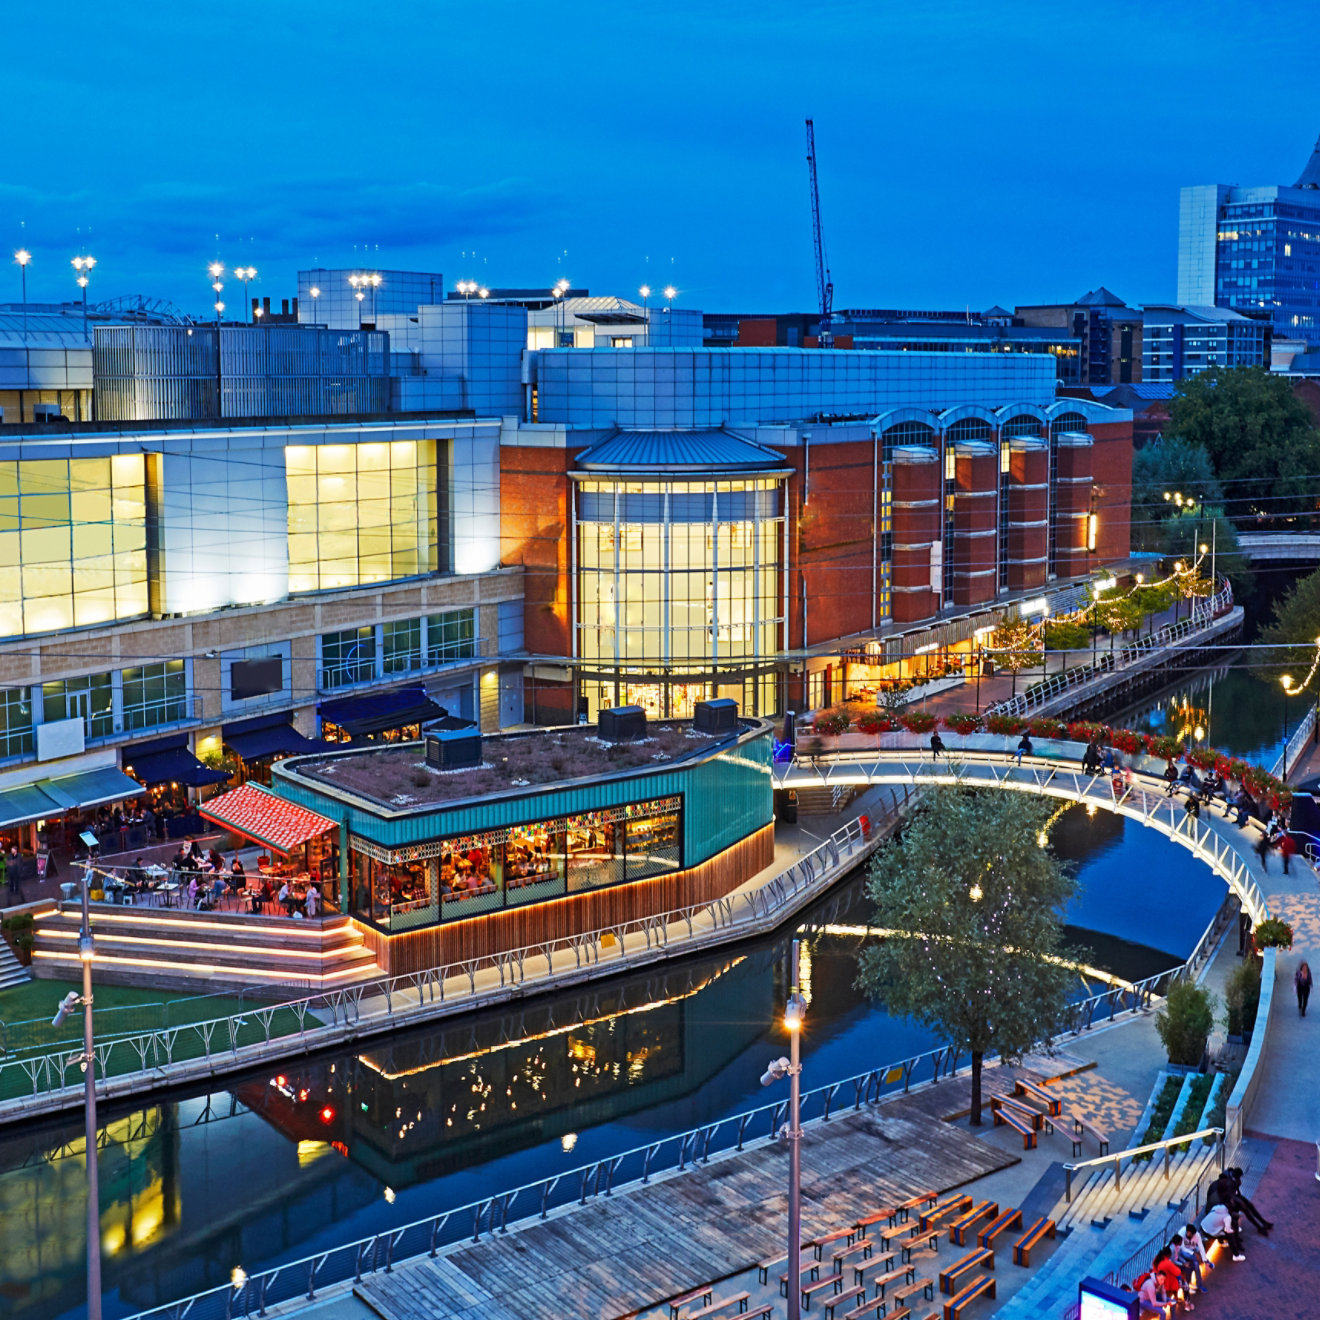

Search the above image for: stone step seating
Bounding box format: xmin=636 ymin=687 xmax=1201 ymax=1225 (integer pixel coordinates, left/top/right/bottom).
xmin=1053 ymin=1138 xmax=1218 ymax=1234
xmin=0 ymin=938 xmax=31 ymax=990
xmin=30 ymin=905 xmax=379 ymax=993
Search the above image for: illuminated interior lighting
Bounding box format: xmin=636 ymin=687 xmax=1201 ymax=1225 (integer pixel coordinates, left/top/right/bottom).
xmin=30 ymin=950 xmax=366 ymax=982
xmin=37 ymin=929 xmax=344 ymax=960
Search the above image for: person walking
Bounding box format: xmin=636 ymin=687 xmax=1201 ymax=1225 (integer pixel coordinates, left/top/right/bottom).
xmin=1296 ymin=960 xmax=1313 ymax=1017
xmin=1254 ymin=828 xmax=1271 ymax=873
xmin=1279 ymin=830 xmax=1297 ymax=875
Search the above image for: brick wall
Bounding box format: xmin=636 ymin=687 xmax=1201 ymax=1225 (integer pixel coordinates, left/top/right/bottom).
xmin=499 ymin=447 xmax=572 ymax=658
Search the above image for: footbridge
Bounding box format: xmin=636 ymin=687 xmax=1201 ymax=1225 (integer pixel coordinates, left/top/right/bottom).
xmin=775 ymin=744 xmax=1272 ymax=923
xmin=1237 ymin=530 xmax=1320 ymax=561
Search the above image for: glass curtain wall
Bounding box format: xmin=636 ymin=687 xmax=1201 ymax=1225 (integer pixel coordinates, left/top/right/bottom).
xmin=0 ymin=455 xmax=148 ymax=638
xmin=575 ymin=478 xmax=785 ymax=719
xmin=286 ymin=440 xmax=437 ymax=592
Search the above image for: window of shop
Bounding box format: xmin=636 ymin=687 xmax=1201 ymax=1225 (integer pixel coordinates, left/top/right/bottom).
xmin=426 ymin=608 xmax=476 ymax=665
xmin=350 ymin=795 xmax=682 ymax=932
xmin=383 ymin=618 xmax=422 ymax=675
xmin=286 ymin=440 xmax=438 ymax=593
xmin=120 ymin=661 xmax=188 ymax=731
xmin=321 ymin=627 xmax=377 ymax=690
xmin=42 ymin=672 xmax=114 ymax=740
xmin=0 ymin=687 xmax=33 ymax=759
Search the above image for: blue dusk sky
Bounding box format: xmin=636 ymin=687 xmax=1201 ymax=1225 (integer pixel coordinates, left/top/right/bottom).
xmin=5 ymin=0 xmax=1318 ymax=319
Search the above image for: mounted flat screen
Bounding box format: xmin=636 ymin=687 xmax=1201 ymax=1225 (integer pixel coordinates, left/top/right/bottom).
xmin=231 ymin=656 xmax=283 ymax=701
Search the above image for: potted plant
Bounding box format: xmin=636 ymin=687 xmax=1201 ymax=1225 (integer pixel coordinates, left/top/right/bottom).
xmin=813 ymin=708 xmax=851 ymax=736
xmin=856 ymin=711 xmax=896 ymax=735
xmin=1252 ymin=917 xmax=1294 ymax=951
xmin=984 ymin=713 xmax=1027 ymax=735
xmin=1027 ymin=717 xmax=1067 ymax=739
xmin=1067 ymin=720 xmax=1106 ymax=744
xmin=1223 ymin=960 xmax=1261 ymax=1044
xmin=1156 ymin=980 xmax=1215 ymax=1069
xmin=1110 ymin=729 xmax=1144 ymax=755
xmin=1147 ymin=734 xmax=1181 ymax=761
xmin=942 ymin=713 xmax=982 ymax=735
xmin=898 ymin=710 xmax=937 ymax=734
xmin=1186 ymin=745 xmax=1220 ymax=770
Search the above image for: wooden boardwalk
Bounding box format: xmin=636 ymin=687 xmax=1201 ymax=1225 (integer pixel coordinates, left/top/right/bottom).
xmin=353 ymin=1058 xmax=1078 ymax=1320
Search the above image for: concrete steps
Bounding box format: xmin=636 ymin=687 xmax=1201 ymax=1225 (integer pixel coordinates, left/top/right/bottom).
xmin=0 ymin=938 xmax=31 ymax=989
xmin=1054 ymin=1140 xmax=1218 ymax=1233
xmin=794 ymin=786 xmax=856 ymax=815
xmin=30 ymin=906 xmax=380 ymax=994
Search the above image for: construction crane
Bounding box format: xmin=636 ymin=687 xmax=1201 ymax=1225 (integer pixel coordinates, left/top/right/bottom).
xmin=805 ymin=117 xmax=834 ymax=348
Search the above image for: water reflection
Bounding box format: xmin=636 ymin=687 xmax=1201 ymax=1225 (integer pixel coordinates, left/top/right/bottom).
xmin=0 ymin=805 xmax=1228 ymax=1320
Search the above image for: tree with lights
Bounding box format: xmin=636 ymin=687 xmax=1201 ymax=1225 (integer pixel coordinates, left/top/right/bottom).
xmin=987 ymin=620 xmax=1038 ymax=696
xmin=856 ymin=787 xmax=1082 ymax=1126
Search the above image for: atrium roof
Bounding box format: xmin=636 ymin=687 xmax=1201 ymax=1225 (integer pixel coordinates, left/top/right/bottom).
xmin=572 ymin=429 xmax=791 ymax=474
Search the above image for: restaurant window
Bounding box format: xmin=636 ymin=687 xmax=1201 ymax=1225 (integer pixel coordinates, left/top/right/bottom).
xmin=286 ymin=440 xmax=438 ymax=592
xmin=383 ymin=618 xmax=422 ymax=675
xmin=426 ymin=608 xmax=476 ymax=665
xmin=321 ymin=626 xmax=377 ymax=690
xmin=42 ymin=672 xmax=114 ymax=740
xmin=0 ymin=454 xmax=149 ymax=639
xmin=121 ymin=661 xmax=188 ymax=731
xmin=0 ymin=687 xmax=33 ymax=759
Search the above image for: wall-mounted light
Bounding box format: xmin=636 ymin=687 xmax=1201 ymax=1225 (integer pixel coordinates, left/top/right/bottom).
xmin=1087 ymin=513 xmax=1098 ymax=552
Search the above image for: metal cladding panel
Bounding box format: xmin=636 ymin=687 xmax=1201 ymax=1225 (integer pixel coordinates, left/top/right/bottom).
xmin=272 ymin=727 xmax=774 ymax=865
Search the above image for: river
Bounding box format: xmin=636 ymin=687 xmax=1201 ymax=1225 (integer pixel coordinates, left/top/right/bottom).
xmin=0 ymin=801 xmax=1230 ymax=1320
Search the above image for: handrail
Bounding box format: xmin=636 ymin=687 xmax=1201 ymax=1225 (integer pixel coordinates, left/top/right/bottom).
xmin=989 ymin=580 xmax=1235 ymax=718
xmin=123 ymin=962 xmax=1207 ymax=1320
xmin=1270 ymin=703 xmax=1315 ymax=780
xmin=1062 ymin=1126 xmax=1225 ymax=1204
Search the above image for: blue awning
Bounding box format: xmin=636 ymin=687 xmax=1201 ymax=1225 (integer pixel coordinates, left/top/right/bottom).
xmin=0 ymin=783 xmax=63 ymax=829
xmin=124 ymin=747 xmax=231 ymax=788
xmin=224 ymin=718 xmax=325 ymax=761
xmin=318 ymin=686 xmax=445 ymax=738
xmin=41 ymin=766 xmax=147 ymax=810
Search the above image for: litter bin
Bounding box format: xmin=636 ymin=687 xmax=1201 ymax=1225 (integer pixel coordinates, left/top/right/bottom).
xmin=60 ymin=882 xmax=77 ymax=901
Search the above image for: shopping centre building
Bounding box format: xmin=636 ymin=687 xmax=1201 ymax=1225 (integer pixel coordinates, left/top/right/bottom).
xmin=0 ymin=287 xmax=1133 ymax=869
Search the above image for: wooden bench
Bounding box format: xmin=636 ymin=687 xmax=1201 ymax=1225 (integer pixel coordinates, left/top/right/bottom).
xmin=831 ymin=1238 xmax=874 ymax=1273
xmin=977 ymin=1207 xmax=1022 ymax=1251
xmin=992 ymin=1093 xmax=1047 ymax=1132
xmin=758 ymin=1251 xmax=815 ymax=1285
xmin=777 ymin=1261 xmax=822 ymax=1296
xmin=920 ymin=1195 xmax=973 ymax=1233
xmin=800 ymin=1274 xmax=843 ymax=1310
xmin=858 ymin=1261 xmax=915 ymax=1297
xmin=895 ymin=1190 xmax=938 ymax=1221
xmin=1014 ymin=1077 xmax=1062 ymax=1117
xmin=669 ymin=1285 xmax=714 ymax=1319
xmin=939 ymin=1247 xmax=993 ymax=1295
xmin=813 ymin=1226 xmax=858 ymax=1259
xmin=943 ymin=1274 xmax=995 ymax=1320
xmin=840 ymin=1293 xmax=888 ymax=1320
xmin=687 ymin=1293 xmax=750 ymax=1320
xmin=1011 ymin=1216 xmax=1056 ymax=1267
xmin=991 ymin=1103 xmax=1037 ymax=1149
xmin=948 ymin=1202 xmax=997 ymax=1247
xmin=894 ymin=1276 xmax=936 ymax=1309
xmin=899 ymin=1223 xmax=941 ymax=1264
xmin=823 ymin=1284 xmax=865 ymax=1320
xmin=855 ymin=1205 xmax=899 ymax=1237
xmin=1067 ymin=1111 xmax=1110 ymax=1157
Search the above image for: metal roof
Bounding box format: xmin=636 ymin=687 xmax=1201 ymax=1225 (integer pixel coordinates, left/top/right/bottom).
xmin=572 ymin=429 xmax=791 ymax=474
xmin=0 ymin=311 xmax=94 ymax=349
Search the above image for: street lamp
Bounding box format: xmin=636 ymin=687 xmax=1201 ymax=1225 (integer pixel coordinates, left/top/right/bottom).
xmin=309 ymin=285 xmax=321 ymax=325
xmin=762 ymin=938 xmax=806 ymax=1320
xmin=233 ymin=266 xmax=257 ymax=323
xmin=72 ymin=255 xmax=96 ymax=342
xmin=664 ymin=284 xmax=677 ymax=308
xmin=51 ymin=871 xmax=103 ymax=1318
xmin=1281 ymin=675 xmax=1294 ymax=742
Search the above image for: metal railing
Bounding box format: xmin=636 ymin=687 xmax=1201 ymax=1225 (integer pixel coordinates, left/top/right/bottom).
xmin=1062 ymin=1126 xmax=1225 ymax=1203
xmin=1270 ymin=703 xmax=1315 ymax=780
xmin=990 ymin=580 xmax=1235 ymax=718
xmin=1 ymin=795 xmax=910 ymax=1113
xmin=123 ymin=964 xmax=1203 ymax=1320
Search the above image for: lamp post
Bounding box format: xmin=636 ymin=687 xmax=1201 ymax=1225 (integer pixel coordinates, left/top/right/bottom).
xmin=15 ymin=249 xmax=31 ymax=416
xmin=369 ymin=272 xmax=381 ymax=324
xmin=51 ymin=872 xmax=102 ymax=1318
xmin=664 ymin=284 xmax=677 ymax=311
xmin=72 ymin=255 xmax=96 ymax=342
xmin=1281 ymin=675 xmax=1294 ymax=744
xmin=309 ymin=285 xmax=321 ymax=325
xmin=233 ymin=266 xmax=257 ymax=323
xmin=761 ymin=938 xmax=806 ymax=1320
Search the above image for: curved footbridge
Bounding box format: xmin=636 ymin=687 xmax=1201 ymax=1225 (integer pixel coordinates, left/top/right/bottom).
xmin=775 ymin=741 xmax=1272 ymax=925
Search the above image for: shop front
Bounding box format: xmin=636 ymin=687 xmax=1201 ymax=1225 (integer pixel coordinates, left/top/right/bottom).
xmin=317 ymin=686 xmax=447 ymax=745
xmin=223 ymin=712 xmax=326 ymax=786
xmin=270 ymin=715 xmax=775 ymax=975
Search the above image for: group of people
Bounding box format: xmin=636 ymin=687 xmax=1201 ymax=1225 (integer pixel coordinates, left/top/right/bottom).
xmin=1129 ymin=1167 xmax=1270 ymax=1315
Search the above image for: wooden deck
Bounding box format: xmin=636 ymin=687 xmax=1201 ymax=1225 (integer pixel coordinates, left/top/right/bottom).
xmin=352 ymin=1059 xmax=1076 ymax=1320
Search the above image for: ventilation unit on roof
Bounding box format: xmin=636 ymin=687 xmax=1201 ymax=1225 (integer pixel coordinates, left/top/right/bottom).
xmin=694 ymin=699 xmax=739 ymax=734
xmin=425 ymin=728 xmax=483 ymax=770
xmin=598 ymin=706 xmax=647 ymax=741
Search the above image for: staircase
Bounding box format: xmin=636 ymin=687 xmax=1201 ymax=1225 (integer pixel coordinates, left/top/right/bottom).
xmin=793 ymin=785 xmax=856 ymax=815
xmin=0 ymin=938 xmax=31 ymax=990
xmin=1053 ymin=1138 xmax=1219 ymax=1232
xmin=30 ymin=906 xmax=379 ymax=994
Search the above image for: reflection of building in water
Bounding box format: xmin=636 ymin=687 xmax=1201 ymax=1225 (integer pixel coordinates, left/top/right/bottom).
xmin=241 ymin=950 xmax=775 ymax=1186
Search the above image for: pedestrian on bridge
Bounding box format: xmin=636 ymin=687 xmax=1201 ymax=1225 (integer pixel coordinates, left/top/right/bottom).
xmin=1254 ymin=829 xmax=1272 ymax=872
xmin=1296 ymin=960 xmax=1312 ymax=1016
xmin=1279 ymin=829 xmax=1297 ymax=875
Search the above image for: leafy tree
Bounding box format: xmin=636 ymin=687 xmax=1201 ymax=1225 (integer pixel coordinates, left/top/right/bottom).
xmin=987 ymin=620 xmax=1038 ymax=673
xmin=1166 ymin=367 xmax=1320 ymax=524
xmin=856 ymin=788 xmax=1082 ymax=1125
xmin=1131 ymin=438 xmax=1223 ymax=553
xmin=1157 ymin=507 xmax=1251 ymax=595
xmin=1156 ymin=981 xmax=1215 ymax=1066
xmin=1042 ymin=618 xmax=1090 ymax=659
xmin=1256 ymin=565 xmax=1320 ymax=679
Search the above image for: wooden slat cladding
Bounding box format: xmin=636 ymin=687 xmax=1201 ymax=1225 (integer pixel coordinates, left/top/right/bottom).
xmin=355 ymin=824 xmax=774 ymax=976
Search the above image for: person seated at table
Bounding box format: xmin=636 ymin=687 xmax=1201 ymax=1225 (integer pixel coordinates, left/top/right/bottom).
xmin=187 ymin=838 xmax=204 ymax=863
xmin=259 ymin=877 xmax=274 ymax=912
xmin=277 ymin=880 xmax=295 ymax=915
xmin=125 ymin=858 xmax=148 ymax=892
xmin=231 ymin=856 xmax=245 ymax=885
xmin=210 ymin=874 xmax=228 ymax=906
xmin=207 ymin=847 xmax=225 ymax=872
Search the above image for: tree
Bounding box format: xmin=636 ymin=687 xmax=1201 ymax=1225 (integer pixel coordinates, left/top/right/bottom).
xmin=1157 ymin=507 xmax=1251 ymax=595
xmin=1131 ymin=438 xmax=1223 ymax=553
xmin=1256 ymin=564 xmax=1320 ymax=680
xmin=1156 ymin=981 xmax=1215 ymax=1066
xmin=1166 ymin=367 xmax=1320 ymax=525
xmin=856 ymin=787 xmax=1082 ymax=1125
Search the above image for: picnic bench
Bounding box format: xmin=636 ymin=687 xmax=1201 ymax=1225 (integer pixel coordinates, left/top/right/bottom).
xmin=669 ymin=1285 xmax=713 ymax=1319
xmin=1011 ymin=1216 xmax=1056 ymax=1267
xmin=943 ymin=1274 xmax=995 ymax=1320
xmin=1014 ymin=1076 xmax=1062 ymax=1116
xmin=1067 ymin=1111 xmax=1110 ymax=1156
xmin=919 ymin=1195 xmax=973 ymax=1233
xmin=857 ymin=1260 xmax=914 ymax=1296
xmin=948 ymin=1201 xmax=997 ymax=1247
xmin=977 ymin=1206 xmax=1022 ymax=1251
xmin=855 ymin=1206 xmax=899 ymax=1238
xmin=823 ymin=1284 xmax=865 ymax=1320
xmin=687 ymin=1292 xmax=750 ymax=1320
xmin=800 ymin=1274 xmax=843 ymax=1310
xmin=939 ymin=1247 xmax=993 ymax=1295
xmin=813 ymin=1226 xmax=858 ymax=1260
xmin=894 ymin=1275 xmax=936 ymax=1309
xmin=993 ymin=1093 xmax=1048 ymax=1132
xmin=831 ymin=1238 xmax=874 ymax=1274
xmin=990 ymin=1102 xmax=1037 ymax=1149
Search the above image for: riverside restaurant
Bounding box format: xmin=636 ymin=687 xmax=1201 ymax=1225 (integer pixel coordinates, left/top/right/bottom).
xmin=268 ymin=706 xmax=775 ymax=974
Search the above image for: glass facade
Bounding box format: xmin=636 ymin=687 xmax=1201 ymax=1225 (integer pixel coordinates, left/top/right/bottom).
xmin=575 ymin=478 xmax=785 ymax=718
xmin=1215 ymin=199 xmax=1320 ymax=338
xmin=43 ymin=672 xmax=114 ymax=740
xmin=351 ymin=795 xmax=683 ymax=932
xmin=0 ymin=455 xmax=148 ymax=638
xmin=286 ymin=440 xmax=437 ymax=592
xmin=319 ymin=609 xmax=477 ymax=692
xmin=0 ymin=688 xmax=33 ymax=759
xmin=121 ymin=661 xmax=188 ymax=731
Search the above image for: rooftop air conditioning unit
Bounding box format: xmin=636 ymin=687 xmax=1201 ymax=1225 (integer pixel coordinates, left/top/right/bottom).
xmin=425 ymin=728 xmax=483 ymax=770
xmin=694 ymin=698 xmax=738 ymax=733
xmin=598 ymin=705 xmax=646 ymax=741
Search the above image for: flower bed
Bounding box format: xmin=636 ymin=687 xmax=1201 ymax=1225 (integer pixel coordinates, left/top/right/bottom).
xmin=898 ymin=710 xmax=937 ymax=733
xmin=941 ymin=713 xmax=982 ymax=735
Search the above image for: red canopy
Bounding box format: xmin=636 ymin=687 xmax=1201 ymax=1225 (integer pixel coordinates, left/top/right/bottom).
xmin=198 ymin=784 xmax=336 ymax=855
